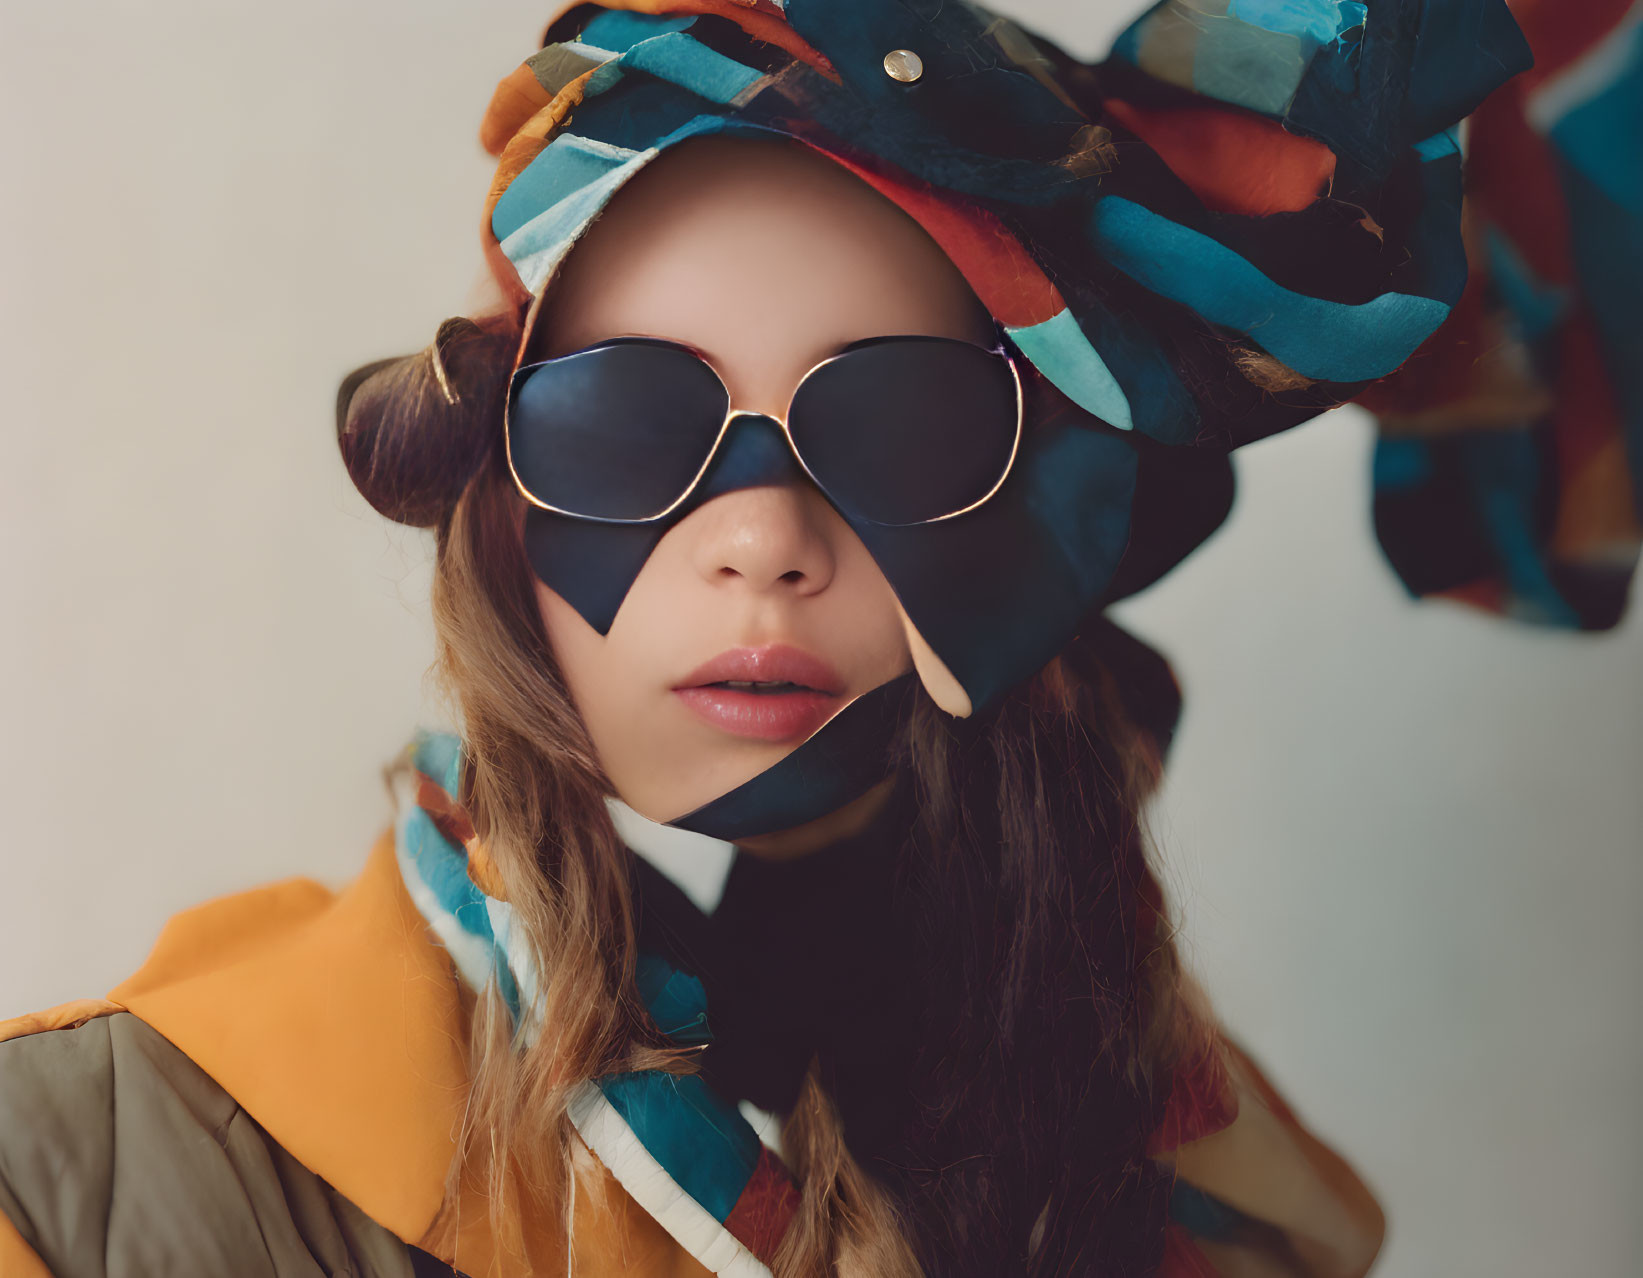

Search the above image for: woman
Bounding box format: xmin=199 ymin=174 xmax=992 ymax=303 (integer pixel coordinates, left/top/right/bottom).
xmin=0 ymin=0 xmax=1538 ymax=1274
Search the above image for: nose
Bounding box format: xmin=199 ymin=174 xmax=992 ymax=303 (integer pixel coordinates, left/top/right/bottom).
xmin=687 ymin=479 xmax=839 ymax=604
xmin=682 ymin=411 xmax=837 ymax=596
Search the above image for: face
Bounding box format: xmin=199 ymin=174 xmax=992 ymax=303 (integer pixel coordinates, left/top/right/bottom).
xmin=527 ymin=135 xmax=994 ymax=825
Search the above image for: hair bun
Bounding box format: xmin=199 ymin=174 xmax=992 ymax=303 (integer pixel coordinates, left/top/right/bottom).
xmin=336 ymin=314 xmax=520 ymax=528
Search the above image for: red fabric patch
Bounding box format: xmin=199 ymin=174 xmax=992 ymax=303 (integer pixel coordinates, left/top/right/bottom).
xmin=723 ymin=1147 xmax=801 ymax=1264
xmin=1437 ymin=578 xmax=1509 ymax=616
xmin=1158 ymin=1225 xmax=1222 ymax=1278
xmin=1137 ymin=865 xmax=1238 ymax=1157
xmin=1466 ymin=89 xmax=1574 ymax=286
xmin=1148 ymin=1040 xmax=1238 ymax=1157
xmin=1511 ymin=0 xmax=1635 ymax=90
xmin=793 ymin=137 xmax=1067 ymax=328
xmin=596 ymin=0 xmax=839 ymax=81
xmin=1104 ymin=99 xmax=1336 ymax=217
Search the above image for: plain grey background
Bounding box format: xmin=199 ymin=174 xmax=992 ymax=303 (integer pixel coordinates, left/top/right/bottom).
xmin=2 ymin=2 xmax=1639 ymax=1274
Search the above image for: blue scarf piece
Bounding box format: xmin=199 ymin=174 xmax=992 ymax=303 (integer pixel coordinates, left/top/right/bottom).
xmin=391 ymin=730 xmax=796 ymax=1277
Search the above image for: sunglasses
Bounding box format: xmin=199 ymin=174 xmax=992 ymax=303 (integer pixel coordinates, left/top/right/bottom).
xmin=504 ymin=324 xmax=1024 ymax=527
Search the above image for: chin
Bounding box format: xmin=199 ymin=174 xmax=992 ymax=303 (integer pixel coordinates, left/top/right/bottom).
xmin=615 ymin=743 xmax=789 ymax=827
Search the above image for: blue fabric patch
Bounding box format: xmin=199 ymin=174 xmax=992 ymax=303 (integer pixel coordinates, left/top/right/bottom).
xmin=1170 ymin=1179 xmax=1249 ymax=1238
xmin=620 ymin=31 xmax=765 ymax=104
xmin=1193 ymin=19 xmax=1314 ymax=117
xmin=1227 ymin=0 xmax=1366 ymax=44
xmin=499 ymin=112 xmax=780 ymax=295
xmin=579 ymin=10 xmax=696 ymax=53
xmin=1373 ymin=437 xmax=1434 ymax=492
xmin=1007 ymin=310 xmax=1134 ymax=431
xmin=500 ymin=143 xmax=661 ymax=296
xmin=1545 ymin=20 xmax=1643 ymax=215
xmin=412 ymin=729 xmax=463 ymax=798
xmin=636 ymin=951 xmax=714 ymax=1046
xmin=582 ymin=59 xmax=629 ymax=98
xmin=598 ymin=1071 xmax=761 ymax=1221
xmin=402 ymin=737 xmax=523 ymax=1020
xmin=1115 ymin=0 xmax=1367 ymax=117
xmin=1485 ymin=227 xmax=1569 ymax=343
xmin=493 ymin=133 xmax=643 ymax=244
xmin=403 ymin=806 xmax=488 ymax=931
xmin=1413 ymin=128 xmax=1460 ymax=163
xmin=1558 ymin=156 xmax=1643 ymax=510
xmin=1460 ymin=431 xmax=1582 ymax=627
xmin=1090 ymin=196 xmax=1451 ymax=382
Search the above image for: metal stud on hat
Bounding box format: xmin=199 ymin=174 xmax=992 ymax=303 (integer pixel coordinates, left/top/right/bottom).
xmin=882 ymin=48 xmax=923 ymax=82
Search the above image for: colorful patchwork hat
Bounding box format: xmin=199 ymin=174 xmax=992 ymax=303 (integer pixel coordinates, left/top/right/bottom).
xmin=483 ymin=0 xmax=1527 ymax=447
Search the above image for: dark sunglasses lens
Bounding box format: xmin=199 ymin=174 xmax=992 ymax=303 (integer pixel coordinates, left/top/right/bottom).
xmin=508 ymin=343 xmax=727 ymax=521
xmin=788 ymin=339 xmax=1019 ymax=524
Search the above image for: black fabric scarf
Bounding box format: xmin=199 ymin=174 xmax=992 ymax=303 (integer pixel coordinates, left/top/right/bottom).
xmin=626 ymin=770 xmax=923 ymax=1165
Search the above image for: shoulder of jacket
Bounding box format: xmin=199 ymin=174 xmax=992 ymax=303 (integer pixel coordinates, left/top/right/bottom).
xmin=0 ymin=1012 xmax=415 ymax=1278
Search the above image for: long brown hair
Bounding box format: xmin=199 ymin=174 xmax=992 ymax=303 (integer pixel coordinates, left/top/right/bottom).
xmin=338 ymin=307 xmax=1210 ymax=1275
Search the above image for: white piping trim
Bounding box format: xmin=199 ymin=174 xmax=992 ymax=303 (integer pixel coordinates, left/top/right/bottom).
xmin=565 ymin=1081 xmax=772 ymax=1278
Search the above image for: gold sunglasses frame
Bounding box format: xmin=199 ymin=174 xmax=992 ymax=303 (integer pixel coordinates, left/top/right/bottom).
xmin=503 ymin=320 xmax=1026 ymax=528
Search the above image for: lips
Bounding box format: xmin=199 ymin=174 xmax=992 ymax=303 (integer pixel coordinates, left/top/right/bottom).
xmin=673 ymin=644 xmax=846 ymax=742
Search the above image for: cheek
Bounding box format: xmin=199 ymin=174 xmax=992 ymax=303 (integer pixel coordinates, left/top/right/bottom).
xmin=533 ymin=567 xmax=709 ymax=815
xmin=821 ymin=533 xmax=915 ymax=683
xmin=533 ymin=581 xmax=609 ymax=713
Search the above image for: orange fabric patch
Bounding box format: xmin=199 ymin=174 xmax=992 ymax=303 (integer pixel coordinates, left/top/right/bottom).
xmin=571 ymin=0 xmax=839 ymax=80
xmin=482 ymin=64 xmax=556 ymax=158
xmin=0 ymin=997 xmax=124 ymax=1045
xmin=1105 ymin=98 xmax=1337 ymax=217
xmin=0 ymin=1212 xmax=52 ymax=1278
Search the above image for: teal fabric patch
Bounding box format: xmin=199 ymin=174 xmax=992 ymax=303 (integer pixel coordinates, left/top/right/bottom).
xmin=1090 ymin=196 xmax=1451 ymax=382
xmin=1194 ymin=21 xmax=1311 ymax=116
xmin=1116 ymin=0 xmax=1366 ymax=116
xmin=1414 ymin=128 xmax=1461 ymax=163
xmin=1226 ymin=0 xmax=1366 ymax=44
xmin=499 ymin=141 xmax=657 ymax=294
xmin=598 ymin=1071 xmax=761 ymax=1221
xmin=1170 ymin=1179 xmax=1249 ymax=1237
xmin=403 ymin=807 xmax=488 ymax=932
xmin=1463 ymin=432 xmax=1582 ymax=626
xmin=636 ymin=951 xmax=714 ymax=1046
xmin=493 ymin=133 xmax=644 ymax=243
xmin=412 ymin=728 xmax=462 ymax=797
xmin=499 ymin=114 xmax=734 ymax=296
xmin=1544 ymin=20 xmax=1643 ymax=214
xmin=1007 ymin=310 xmax=1135 ymax=431
xmin=621 ymin=31 xmax=765 ymax=105
xmin=583 ymin=59 xmax=629 ymax=99
xmin=1372 ymin=437 xmax=1434 ymax=493
xmin=579 ymin=10 xmax=696 ymax=53
xmin=1485 ymin=226 xmax=1569 ymax=342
